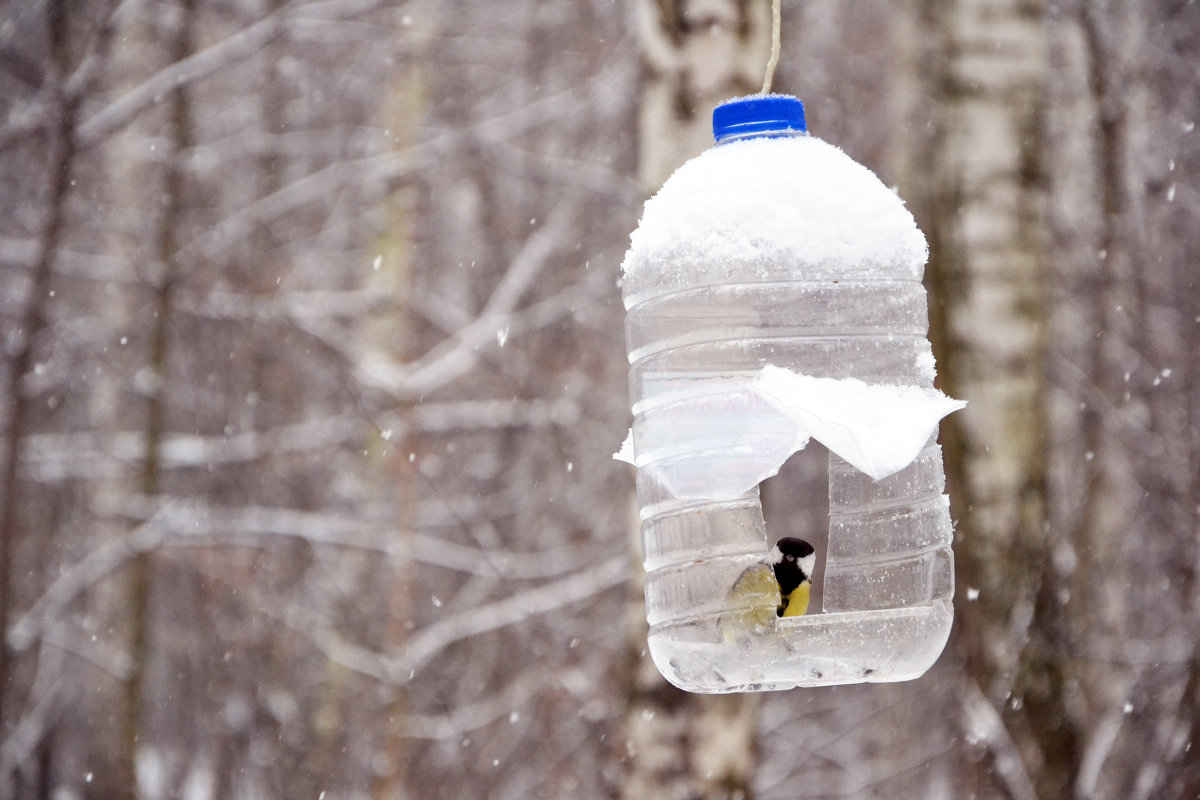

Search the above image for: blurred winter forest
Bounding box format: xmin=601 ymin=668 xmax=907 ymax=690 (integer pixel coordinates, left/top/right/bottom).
xmin=1 ymin=0 xmax=1198 ymax=798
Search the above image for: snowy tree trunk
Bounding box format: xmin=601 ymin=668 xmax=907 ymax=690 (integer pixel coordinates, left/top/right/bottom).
xmin=620 ymin=2 xmax=769 ymax=799
xmin=1046 ymin=4 xmax=1197 ymax=798
xmin=120 ymin=2 xmax=195 ymax=798
xmin=924 ymin=1 xmax=1072 ymax=798
xmin=635 ymin=0 xmax=770 ymax=191
xmin=368 ymin=24 xmax=430 ymax=800
xmin=0 ymin=0 xmax=79 ymax=753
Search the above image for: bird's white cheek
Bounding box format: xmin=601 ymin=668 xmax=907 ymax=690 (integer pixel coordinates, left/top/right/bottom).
xmin=799 ymin=554 xmax=816 ymax=578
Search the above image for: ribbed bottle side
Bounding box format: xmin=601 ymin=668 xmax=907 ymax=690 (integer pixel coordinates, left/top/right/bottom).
xmin=627 ymin=278 xmax=943 ymax=632
xmin=824 ymin=442 xmax=954 ymax=612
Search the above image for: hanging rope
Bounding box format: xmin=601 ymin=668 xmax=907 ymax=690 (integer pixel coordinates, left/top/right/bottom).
xmin=760 ymin=0 xmax=782 ymax=94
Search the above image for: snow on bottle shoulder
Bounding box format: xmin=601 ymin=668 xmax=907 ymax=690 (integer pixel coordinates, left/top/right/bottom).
xmin=620 ymin=95 xmax=961 ymax=692
xmin=621 ymin=129 xmax=928 ymax=308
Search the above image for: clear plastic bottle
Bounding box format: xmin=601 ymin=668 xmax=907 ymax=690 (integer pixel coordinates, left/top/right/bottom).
xmin=622 ymin=95 xmax=954 ymax=692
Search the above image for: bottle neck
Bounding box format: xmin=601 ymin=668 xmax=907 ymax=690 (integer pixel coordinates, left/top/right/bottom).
xmin=715 ymin=128 xmax=808 ymax=146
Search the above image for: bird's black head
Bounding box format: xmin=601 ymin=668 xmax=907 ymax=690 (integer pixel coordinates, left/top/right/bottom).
xmin=771 ymin=537 xmax=815 ymax=595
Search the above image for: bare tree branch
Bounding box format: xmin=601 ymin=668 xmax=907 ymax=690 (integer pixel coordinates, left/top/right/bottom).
xmin=75 ymin=0 xmax=401 ymax=149
xmin=399 ymin=555 xmax=627 ymax=678
xmin=0 ymin=645 xmax=66 ymax=786
xmin=188 ymin=550 xmax=627 ymax=687
xmin=402 ymin=671 xmax=544 ymax=740
xmin=960 ymin=677 xmax=1037 ymax=800
xmin=6 ymin=496 xmax=623 ymax=660
xmin=1075 ymin=709 xmax=1125 ymax=799
xmin=6 ymin=520 xmax=162 ymax=655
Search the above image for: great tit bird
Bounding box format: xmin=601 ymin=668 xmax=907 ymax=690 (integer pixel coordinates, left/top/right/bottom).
xmin=719 ymin=537 xmax=817 ymax=639
xmin=771 ymin=537 xmax=815 ymax=618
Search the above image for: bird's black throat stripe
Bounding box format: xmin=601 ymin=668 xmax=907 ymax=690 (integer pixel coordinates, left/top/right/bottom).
xmin=774 ymin=561 xmax=806 ymax=596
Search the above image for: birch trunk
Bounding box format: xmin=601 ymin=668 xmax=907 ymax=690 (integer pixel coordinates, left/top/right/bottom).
xmin=120 ymin=3 xmax=195 ymax=797
xmin=0 ymin=0 xmax=78 ymax=752
xmin=926 ymin=1 xmax=1075 ymax=798
xmin=620 ymin=2 xmax=769 ymax=798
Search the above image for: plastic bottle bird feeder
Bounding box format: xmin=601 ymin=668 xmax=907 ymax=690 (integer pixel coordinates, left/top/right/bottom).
xmin=616 ymin=95 xmax=965 ymax=693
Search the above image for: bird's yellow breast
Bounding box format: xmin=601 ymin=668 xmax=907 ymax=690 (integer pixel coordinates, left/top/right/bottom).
xmin=781 ymin=581 xmax=810 ymax=617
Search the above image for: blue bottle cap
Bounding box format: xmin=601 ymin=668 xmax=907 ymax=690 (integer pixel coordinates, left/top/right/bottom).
xmin=712 ymin=95 xmax=807 ymax=143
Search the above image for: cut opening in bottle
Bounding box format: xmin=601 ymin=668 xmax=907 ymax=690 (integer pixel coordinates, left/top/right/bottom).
xmin=761 ymin=442 xmax=828 ymax=614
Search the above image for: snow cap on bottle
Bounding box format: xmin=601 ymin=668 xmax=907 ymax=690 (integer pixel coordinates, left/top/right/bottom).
xmin=712 ymin=95 xmax=807 ymax=143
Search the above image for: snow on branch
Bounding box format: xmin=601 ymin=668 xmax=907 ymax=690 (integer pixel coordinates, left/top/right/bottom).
xmin=75 ymin=0 xmax=400 ymax=149
xmin=19 ymin=416 xmax=365 ymax=482
xmin=171 ymin=50 xmax=632 ymax=269
xmin=6 ymin=520 xmax=163 ymax=655
xmin=177 ymin=149 xmax=424 ymax=265
xmin=401 ymin=671 xmax=544 ymax=740
xmin=406 ymin=397 xmax=580 ymax=433
xmin=960 ymin=677 xmax=1037 ymax=800
xmin=398 ymin=555 xmax=627 ymax=679
xmin=356 ymin=203 xmax=581 ymax=399
xmin=0 ymin=237 xmax=134 ymax=283
xmin=188 ymin=546 xmax=627 ymax=687
xmin=0 ymin=646 xmax=67 ymax=782
xmin=5 ymin=498 xmax=625 ymax=660
xmin=21 ymin=396 xmax=580 ymax=484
